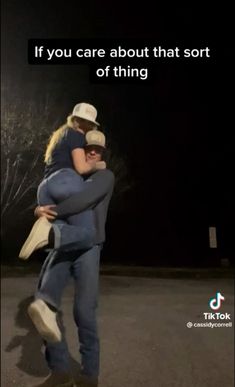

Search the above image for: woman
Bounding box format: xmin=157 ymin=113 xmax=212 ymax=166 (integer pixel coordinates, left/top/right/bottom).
xmin=19 ymin=102 xmax=106 ymax=260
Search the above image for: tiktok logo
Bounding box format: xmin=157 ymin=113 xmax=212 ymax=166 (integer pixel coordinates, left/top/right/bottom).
xmin=209 ymin=292 xmax=225 ymax=310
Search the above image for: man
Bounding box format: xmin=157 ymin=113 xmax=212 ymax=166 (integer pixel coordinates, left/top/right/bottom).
xmin=19 ymin=104 xmax=107 ymax=261
xmin=27 ymin=132 xmax=115 ymax=387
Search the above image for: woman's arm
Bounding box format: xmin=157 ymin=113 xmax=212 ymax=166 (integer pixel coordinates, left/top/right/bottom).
xmin=68 ymin=129 xmax=106 ymax=174
xmin=72 ymin=148 xmax=97 ymax=174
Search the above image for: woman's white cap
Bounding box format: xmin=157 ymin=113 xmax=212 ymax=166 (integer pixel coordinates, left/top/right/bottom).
xmin=72 ymin=102 xmax=100 ymax=126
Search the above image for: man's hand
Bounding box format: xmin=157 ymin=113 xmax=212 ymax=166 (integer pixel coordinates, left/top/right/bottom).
xmin=34 ymin=205 xmax=58 ymax=220
xmin=96 ymin=161 xmax=106 ymax=170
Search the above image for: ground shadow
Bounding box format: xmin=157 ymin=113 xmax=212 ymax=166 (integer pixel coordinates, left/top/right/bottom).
xmin=5 ymin=296 xmax=81 ymax=378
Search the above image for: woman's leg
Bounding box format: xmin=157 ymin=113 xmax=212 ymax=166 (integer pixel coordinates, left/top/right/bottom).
xmin=37 ymin=178 xmax=55 ymax=206
xmin=46 ymin=169 xmax=96 ymax=251
xmin=19 ymin=169 xmax=95 ymax=259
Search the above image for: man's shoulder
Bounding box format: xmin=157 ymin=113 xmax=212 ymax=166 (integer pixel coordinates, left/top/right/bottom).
xmin=88 ymin=169 xmax=115 ymax=184
xmin=96 ymin=168 xmax=114 ymax=179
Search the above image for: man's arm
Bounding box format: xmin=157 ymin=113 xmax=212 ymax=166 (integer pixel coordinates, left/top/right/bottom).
xmin=55 ymin=169 xmax=114 ymax=218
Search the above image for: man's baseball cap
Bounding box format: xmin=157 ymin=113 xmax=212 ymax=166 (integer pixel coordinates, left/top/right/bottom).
xmin=72 ymin=102 xmax=100 ymax=126
xmin=85 ymin=130 xmax=106 ymax=149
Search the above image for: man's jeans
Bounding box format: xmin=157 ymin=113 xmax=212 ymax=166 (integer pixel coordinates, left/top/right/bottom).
xmin=37 ymin=168 xmax=96 ymax=251
xmin=36 ymin=245 xmax=101 ymax=378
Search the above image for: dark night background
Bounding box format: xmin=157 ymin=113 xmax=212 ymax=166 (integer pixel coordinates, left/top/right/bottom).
xmin=1 ymin=2 xmax=234 ymax=267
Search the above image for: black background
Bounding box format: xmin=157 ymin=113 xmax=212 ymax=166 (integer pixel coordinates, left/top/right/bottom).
xmin=1 ymin=2 xmax=234 ymax=266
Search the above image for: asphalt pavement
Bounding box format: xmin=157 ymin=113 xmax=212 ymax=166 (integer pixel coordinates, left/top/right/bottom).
xmin=1 ymin=273 xmax=234 ymax=387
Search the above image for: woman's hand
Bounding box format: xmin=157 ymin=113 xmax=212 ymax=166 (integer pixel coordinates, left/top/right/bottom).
xmin=34 ymin=205 xmax=58 ymax=220
xmin=95 ymin=161 xmax=106 ymax=170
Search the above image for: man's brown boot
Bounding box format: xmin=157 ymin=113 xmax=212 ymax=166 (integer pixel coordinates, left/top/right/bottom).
xmin=75 ymin=374 xmax=98 ymax=387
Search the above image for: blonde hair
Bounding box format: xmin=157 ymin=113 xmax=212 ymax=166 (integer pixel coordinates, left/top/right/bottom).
xmin=44 ymin=115 xmax=74 ymax=164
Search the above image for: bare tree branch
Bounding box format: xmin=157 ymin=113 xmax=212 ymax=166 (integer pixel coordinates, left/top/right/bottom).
xmin=1 ymin=157 xmax=10 ymax=205
xmin=5 ymin=156 xmax=20 ymax=204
